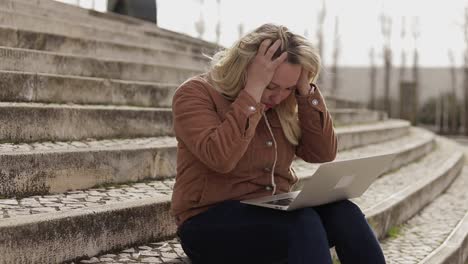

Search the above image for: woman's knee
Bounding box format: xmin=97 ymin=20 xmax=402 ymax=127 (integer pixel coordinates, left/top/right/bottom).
xmin=293 ymin=207 xmax=321 ymax=222
xmin=323 ymin=200 xmax=365 ymax=220
xmin=290 ymin=207 xmax=325 ymax=233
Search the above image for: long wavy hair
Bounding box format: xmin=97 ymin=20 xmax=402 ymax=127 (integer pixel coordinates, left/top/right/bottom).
xmin=206 ymin=23 xmax=321 ymax=145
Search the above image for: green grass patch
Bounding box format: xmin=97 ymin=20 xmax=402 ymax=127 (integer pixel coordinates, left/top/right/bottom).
xmin=332 ymin=257 xmax=341 ymax=264
xmin=387 ymin=225 xmax=403 ymax=239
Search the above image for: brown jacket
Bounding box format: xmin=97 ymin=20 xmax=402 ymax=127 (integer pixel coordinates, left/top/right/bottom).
xmin=170 ymin=74 xmax=337 ymax=226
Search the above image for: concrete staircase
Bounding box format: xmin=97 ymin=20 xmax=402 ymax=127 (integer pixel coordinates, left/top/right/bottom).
xmin=0 ymin=1 xmax=466 ymax=264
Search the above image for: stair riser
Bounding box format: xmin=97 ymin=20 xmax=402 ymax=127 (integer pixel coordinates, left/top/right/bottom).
xmin=0 ymin=47 xmax=201 ymax=83
xmin=385 ymin=139 xmax=435 ymax=172
xmin=0 ymin=199 xmax=177 ymax=264
xmin=326 ymin=98 xmax=365 ymax=109
xmin=367 ymin=152 xmax=465 ymax=240
xmin=0 ymin=0 xmax=148 ymax=35
xmin=422 ymin=217 xmax=468 ymax=264
xmin=337 ymin=125 xmax=409 ymax=151
xmin=0 ymin=0 xmax=218 ymax=52
xmin=0 ymin=71 xmax=176 ymax=108
xmin=0 ymin=146 xmax=177 ymax=197
xmin=0 ymin=27 xmax=210 ymax=68
xmin=0 ymin=9 xmax=216 ymax=56
xmin=0 ymin=106 xmax=173 ymax=143
xmin=332 ymin=111 xmax=384 ymax=126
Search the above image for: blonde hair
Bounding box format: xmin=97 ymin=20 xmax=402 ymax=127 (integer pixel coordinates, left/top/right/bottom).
xmin=207 ymin=23 xmax=321 ymax=145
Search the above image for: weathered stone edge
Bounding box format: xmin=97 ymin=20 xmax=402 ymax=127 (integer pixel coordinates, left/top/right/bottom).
xmin=0 ymin=196 xmax=176 ymax=264
xmin=365 ymin=140 xmax=465 ymax=240
xmin=0 ymin=26 xmax=210 ymax=67
xmin=0 ymin=46 xmax=202 ymax=83
xmin=2 ymin=0 xmax=220 ymax=50
xmin=420 ymin=205 xmax=468 ymax=264
xmin=336 ymin=120 xmax=410 ymax=151
xmin=0 ymin=121 xmax=411 ymax=197
xmin=0 ymin=143 xmax=177 ymax=197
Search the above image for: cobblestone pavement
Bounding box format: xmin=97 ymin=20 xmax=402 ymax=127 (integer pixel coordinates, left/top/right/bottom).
xmin=0 ymin=180 xmax=174 ymax=219
xmin=380 ymin=166 xmax=468 ymax=264
xmin=69 ymin=239 xmax=189 ymax=264
xmin=0 ymin=136 xmax=176 ymax=154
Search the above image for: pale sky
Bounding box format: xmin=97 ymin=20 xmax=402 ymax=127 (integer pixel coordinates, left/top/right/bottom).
xmin=58 ymin=0 xmax=467 ymax=67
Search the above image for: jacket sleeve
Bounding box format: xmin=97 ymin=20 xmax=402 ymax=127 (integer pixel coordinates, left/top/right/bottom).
xmin=295 ymin=85 xmax=337 ymax=163
xmin=172 ymin=79 xmax=265 ymax=173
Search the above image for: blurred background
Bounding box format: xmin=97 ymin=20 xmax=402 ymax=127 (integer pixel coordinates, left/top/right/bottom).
xmin=56 ymin=0 xmax=468 ymax=136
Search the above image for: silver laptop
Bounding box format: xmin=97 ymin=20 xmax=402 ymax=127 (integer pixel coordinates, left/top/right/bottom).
xmin=241 ymin=152 xmax=397 ymax=210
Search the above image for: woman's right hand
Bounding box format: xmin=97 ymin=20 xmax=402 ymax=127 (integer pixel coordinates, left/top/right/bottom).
xmin=244 ymin=39 xmax=288 ymax=102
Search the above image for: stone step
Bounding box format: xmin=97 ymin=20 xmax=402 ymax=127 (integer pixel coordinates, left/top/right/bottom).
xmin=0 ymin=119 xmax=410 ymax=197
xmin=0 ymin=102 xmax=174 ymax=143
xmin=334 ymin=119 xmax=409 ymax=151
xmin=323 ymin=94 xmax=366 ymax=109
xmin=0 ymin=101 xmax=391 ymax=143
xmin=0 ymin=127 xmax=443 ymax=263
xmin=0 ymin=7 xmax=218 ymax=56
xmin=0 ymin=70 xmax=367 ymax=110
xmin=0 ymin=70 xmax=177 ymax=108
xmin=0 ymin=0 xmax=219 ymax=53
xmin=63 ymin=152 xmax=468 ymax=264
xmin=380 ymin=165 xmax=468 ymax=264
xmin=294 ymin=127 xmax=436 ymax=188
xmin=0 ymin=46 xmax=203 ymax=83
xmin=331 ymin=108 xmax=387 ymax=126
xmin=0 ymin=26 xmax=211 ymax=68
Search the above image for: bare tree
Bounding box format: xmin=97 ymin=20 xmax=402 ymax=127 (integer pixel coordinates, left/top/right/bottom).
xmin=411 ymin=16 xmax=420 ymax=125
xmin=369 ymin=47 xmax=377 ymax=110
xmin=400 ymin=16 xmax=407 ymax=82
xmin=238 ymin=23 xmax=245 ymax=39
xmin=194 ymin=0 xmax=205 ymax=39
xmin=316 ymin=0 xmax=326 ymax=85
xmin=464 ymin=6 xmax=468 ymax=135
xmin=380 ymin=13 xmax=393 ymax=116
xmin=443 ymin=92 xmax=450 ymax=134
xmin=331 ymin=16 xmax=340 ymax=94
xmin=436 ymin=86 xmax=442 ymax=132
xmin=215 ymin=0 xmax=221 ymax=44
xmin=448 ymin=49 xmax=458 ymax=133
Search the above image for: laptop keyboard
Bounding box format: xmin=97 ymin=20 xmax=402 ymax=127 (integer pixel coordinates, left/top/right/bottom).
xmin=264 ymin=198 xmax=294 ymax=206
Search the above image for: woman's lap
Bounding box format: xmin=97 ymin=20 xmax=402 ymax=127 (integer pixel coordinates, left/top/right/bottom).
xmin=177 ymin=199 xmax=378 ymax=264
xmin=177 ymin=200 xmax=292 ymax=264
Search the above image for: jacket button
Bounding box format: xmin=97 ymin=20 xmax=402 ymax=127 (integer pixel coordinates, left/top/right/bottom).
xmin=248 ymin=106 xmax=256 ymax=112
xmin=265 ymin=185 xmax=272 ymax=191
xmin=264 ymin=167 xmax=272 ymax=172
xmin=311 ymin=99 xmax=319 ymax=106
xmin=266 ymin=140 xmax=273 ymax=147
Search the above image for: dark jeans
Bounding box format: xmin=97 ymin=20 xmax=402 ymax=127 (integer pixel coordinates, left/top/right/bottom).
xmin=177 ymin=199 xmax=386 ymax=264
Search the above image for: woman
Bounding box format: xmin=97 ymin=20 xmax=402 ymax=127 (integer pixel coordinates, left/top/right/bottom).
xmin=170 ymin=23 xmax=386 ymax=264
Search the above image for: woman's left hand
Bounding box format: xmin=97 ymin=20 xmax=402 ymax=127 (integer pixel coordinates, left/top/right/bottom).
xmin=296 ymin=68 xmax=313 ymax=96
